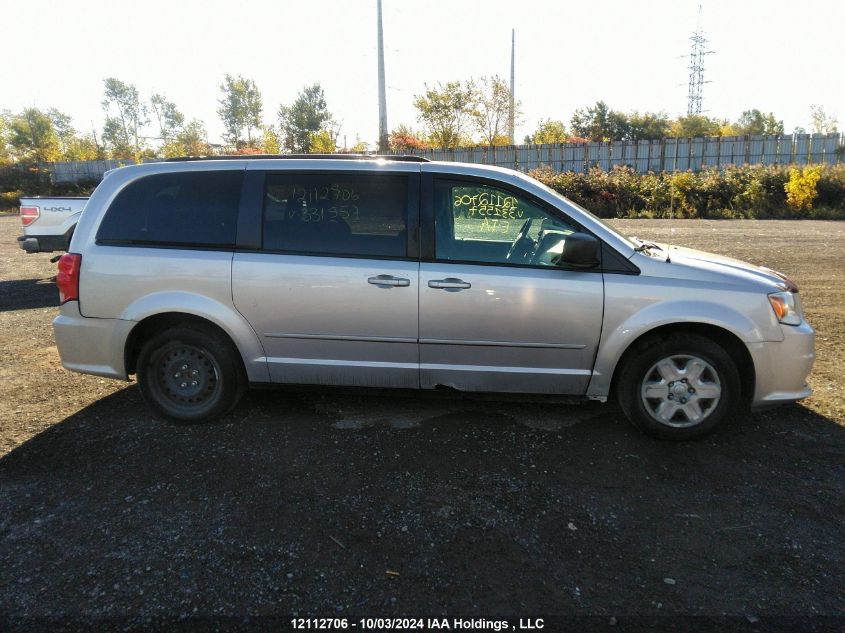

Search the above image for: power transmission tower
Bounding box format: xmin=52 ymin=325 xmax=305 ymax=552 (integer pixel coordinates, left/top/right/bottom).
xmin=686 ymin=3 xmax=713 ymax=116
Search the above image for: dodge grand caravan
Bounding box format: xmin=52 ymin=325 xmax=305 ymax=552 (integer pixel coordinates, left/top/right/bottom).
xmin=52 ymin=156 xmax=815 ymax=439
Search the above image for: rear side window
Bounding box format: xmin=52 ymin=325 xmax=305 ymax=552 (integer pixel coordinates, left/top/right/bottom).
xmin=262 ymin=173 xmax=408 ymax=258
xmin=97 ymin=171 xmax=244 ymax=247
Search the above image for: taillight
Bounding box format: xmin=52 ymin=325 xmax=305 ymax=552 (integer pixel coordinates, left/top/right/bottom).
xmin=20 ymin=206 xmax=39 ymax=227
xmin=56 ymin=253 xmax=81 ymax=304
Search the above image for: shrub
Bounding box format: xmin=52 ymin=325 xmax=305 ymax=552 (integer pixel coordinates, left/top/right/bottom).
xmin=529 ymin=164 xmax=845 ymax=220
xmin=784 ymin=166 xmax=821 ymax=213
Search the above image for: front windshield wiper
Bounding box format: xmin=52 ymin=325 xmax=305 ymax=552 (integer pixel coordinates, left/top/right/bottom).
xmin=631 ymin=237 xmax=663 ymax=252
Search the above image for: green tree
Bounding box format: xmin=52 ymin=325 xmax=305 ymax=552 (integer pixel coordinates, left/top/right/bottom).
xmin=46 ymin=108 xmax=76 ymax=154
xmin=668 ymin=115 xmax=723 ymax=138
xmin=733 ymin=109 xmax=784 ymax=135
xmin=43 ymin=108 xmax=102 ymax=160
xmin=217 ymin=74 xmax=263 ymax=148
xmin=0 ymin=110 xmax=12 ymax=164
xmin=63 ymin=134 xmax=101 ymax=161
xmin=278 ymin=83 xmax=335 ymax=153
xmin=809 ymin=105 xmax=838 ymax=134
xmin=261 ymin=125 xmax=281 ymax=154
xmin=308 ymin=129 xmax=336 ymax=153
xmin=150 ymin=94 xmax=185 ymax=142
xmin=160 ymin=120 xmax=211 ymax=157
xmin=473 ymin=75 xmax=518 ymax=146
xmin=527 ymin=119 xmax=568 ymax=144
xmin=413 ymin=80 xmax=478 ymax=149
xmin=101 ymin=77 xmax=148 ymax=158
xmin=570 ymin=101 xmax=629 ymax=141
xmin=8 ymin=108 xmax=61 ymax=162
xmin=347 ymin=137 xmax=369 ymax=153
xmin=625 ymin=111 xmax=670 ymax=140
xmin=177 ymin=120 xmax=211 ymax=156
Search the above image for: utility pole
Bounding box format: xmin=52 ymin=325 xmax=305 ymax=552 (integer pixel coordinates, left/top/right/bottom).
xmin=376 ymin=0 xmax=389 ymax=153
xmin=508 ymin=29 xmax=515 ymax=145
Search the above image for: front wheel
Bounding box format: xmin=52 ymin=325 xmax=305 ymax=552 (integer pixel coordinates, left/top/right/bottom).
xmin=137 ymin=324 xmax=246 ymax=423
xmin=616 ymin=334 xmax=741 ymax=440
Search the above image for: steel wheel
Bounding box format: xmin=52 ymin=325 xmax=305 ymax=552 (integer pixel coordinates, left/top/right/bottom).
xmin=136 ymin=324 xmax=246 ymax=423
xmin=154 ymin=344 xmax=221 ymax=408
xmin=640 ymin=354 xmax=722 ymax=428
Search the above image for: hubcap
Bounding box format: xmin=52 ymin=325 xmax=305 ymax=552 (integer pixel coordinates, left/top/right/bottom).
xmin=156 ymin=345 xmax=219 ymax=406
xmin=640 ymin=355 xmax=722 ymax=428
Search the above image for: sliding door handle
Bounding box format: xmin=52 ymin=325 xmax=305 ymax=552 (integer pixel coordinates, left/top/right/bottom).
xmin=368 ymin=275 xmax=410 ymax=287
xmin=428 ymin=278 xmax=471 ymax=290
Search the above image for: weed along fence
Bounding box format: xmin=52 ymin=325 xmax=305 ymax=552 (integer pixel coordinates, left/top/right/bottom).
xmin=400 ymin=133 xmax=845 ymax=173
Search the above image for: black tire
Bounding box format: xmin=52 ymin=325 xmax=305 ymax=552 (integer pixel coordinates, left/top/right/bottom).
xmin=616 ymin=333 xmax=741 ymax=440
xmin=136 ymin=324 xmax=246 ymax=423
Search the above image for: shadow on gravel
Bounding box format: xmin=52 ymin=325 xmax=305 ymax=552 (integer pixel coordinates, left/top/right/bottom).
xmin=0 ymin=278 xmax=58 ymax=312
xmin=1 ymin=386 xmax=843 ymax=624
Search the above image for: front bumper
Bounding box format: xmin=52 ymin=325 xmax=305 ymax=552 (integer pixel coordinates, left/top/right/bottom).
xmin=53 ymin=301 xmax=134 ymax=380
xmin=748 ymin=320 xmax=815 ymax=410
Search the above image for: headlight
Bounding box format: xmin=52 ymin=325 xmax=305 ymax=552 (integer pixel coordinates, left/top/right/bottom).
xmin=768 ymin=291 xmax=803 ymax=326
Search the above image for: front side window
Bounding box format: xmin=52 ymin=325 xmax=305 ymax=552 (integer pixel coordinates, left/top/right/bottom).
xmin=262 ymin=173 xmax=408 ymax=258
xmin=97 ymin=170 xmax=244 ymax=247
xmin=434 ymin=179 xmax=576 ymax=266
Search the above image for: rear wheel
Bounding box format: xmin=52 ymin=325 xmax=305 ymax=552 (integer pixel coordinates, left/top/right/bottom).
xmin=137 ymin=324 xmax=246 ymax=423
xmin=616 ymin=334 xmax=740 ymax=440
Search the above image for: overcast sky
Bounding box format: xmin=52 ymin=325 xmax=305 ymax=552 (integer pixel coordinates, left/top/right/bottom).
xmin=4 ymin=0 xmax=843 ymax=147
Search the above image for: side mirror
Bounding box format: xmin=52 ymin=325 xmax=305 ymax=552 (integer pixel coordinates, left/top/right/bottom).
xmin=559 ymin=232 xmax=600 ymax=269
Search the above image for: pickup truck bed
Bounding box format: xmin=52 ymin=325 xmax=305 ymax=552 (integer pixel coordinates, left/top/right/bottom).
xmin=17 ymin=197 xmax=89 ymax=253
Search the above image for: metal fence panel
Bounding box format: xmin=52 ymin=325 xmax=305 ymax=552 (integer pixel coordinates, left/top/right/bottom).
xmin=676 ymin=138 xmax=690 ymax=171
xmin=662 ymin=138 xmax=677 ymax=171
xmin=778 ymin=135 xmax=794 ymax=165
xmin=718 ymin=137 xmax=734 ymax=167
xmin=623 ymin=142 xmax=637 ymax=170
xmin=703 ymin=137 xmax=720 ymax=168
xmin=648 ymin=140 xmax=662 ymax=172
xmin=634 ymin=141 xmax=648 ymax=172
xmin=808 ymin=134 xmax=826 ymax=163
xmin=748 ymin=135 xmax=764 ymax=164
xmin=823 ymin=133 xmax=841 ymax=165
xmin=794 ymin=134 xmax=810 ymax=165
xmin=562 ymin=144 xmax=582 ymax=173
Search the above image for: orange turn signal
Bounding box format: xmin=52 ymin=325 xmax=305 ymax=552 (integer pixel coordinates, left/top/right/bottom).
xmin=768 ymin=294 xmax=787 ymax=320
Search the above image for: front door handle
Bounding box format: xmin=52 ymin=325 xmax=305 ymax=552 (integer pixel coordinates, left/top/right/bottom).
xmin=368 ymin=274 xmax=410 ymax=287
xmin=428 ymin=278 xmax=471 ymax=290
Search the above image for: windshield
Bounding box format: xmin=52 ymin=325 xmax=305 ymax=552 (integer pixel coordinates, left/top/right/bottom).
xmin=522 ymin=173 xmax=637 ymax=248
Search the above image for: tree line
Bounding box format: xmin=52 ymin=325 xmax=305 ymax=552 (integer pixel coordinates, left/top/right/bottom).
xmin=0 ymin=74 xmax=840 ymax=164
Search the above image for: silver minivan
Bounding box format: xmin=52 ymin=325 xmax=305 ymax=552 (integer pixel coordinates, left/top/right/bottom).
xmin=52 ymin=156 xmax=815 ymax=439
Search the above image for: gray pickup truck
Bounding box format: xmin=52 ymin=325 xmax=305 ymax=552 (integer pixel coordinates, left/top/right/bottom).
xmin=17 ymin=196 xmax=89 ymax=253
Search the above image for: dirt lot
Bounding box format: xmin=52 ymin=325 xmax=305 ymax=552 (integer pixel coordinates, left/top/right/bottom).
xmin=0 ymin=214 xmax=843 ymax=630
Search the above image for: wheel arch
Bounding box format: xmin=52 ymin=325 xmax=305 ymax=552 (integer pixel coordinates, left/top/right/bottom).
xmin=124 ymin=311 xmax=264 ymax=382
xmin=607 ymin=322 xmax=755 ymax=405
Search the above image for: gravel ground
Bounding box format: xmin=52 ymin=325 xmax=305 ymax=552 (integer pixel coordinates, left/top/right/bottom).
xmin=0 ymin=214 xmax=843 ymax=631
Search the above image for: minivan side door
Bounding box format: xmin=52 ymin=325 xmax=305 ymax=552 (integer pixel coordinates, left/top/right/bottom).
xmin=418 ymin=172 xmax=604 ymax=394
xmin=232 ymin=166 xmax=420 ymax=388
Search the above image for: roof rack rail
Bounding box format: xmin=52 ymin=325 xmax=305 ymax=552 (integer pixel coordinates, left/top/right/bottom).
xmin=164 ymin=154 xmax=430 ymax=163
